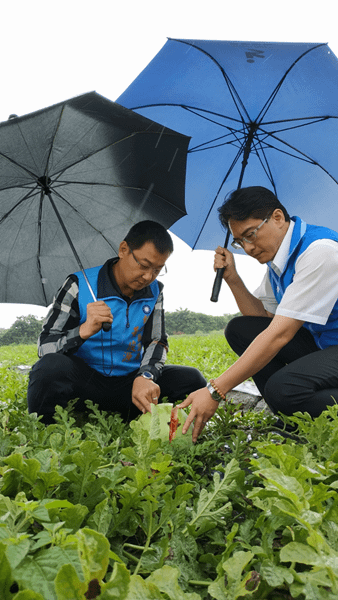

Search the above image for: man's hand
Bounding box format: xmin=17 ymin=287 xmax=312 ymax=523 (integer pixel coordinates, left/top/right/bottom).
xmin=79 ymin=301 xmax=113 ymax=339
xmin=214 ymin=246 xmax=239 ymax=284
xmin=177 ymin=388 xmax=219 ymax=442
xmin=132 ymin=376 xmax=161 ymax=414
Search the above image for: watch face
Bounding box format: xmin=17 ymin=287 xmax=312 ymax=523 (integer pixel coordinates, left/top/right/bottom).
xmin=142 ymin=371 xmax=153 ymax=380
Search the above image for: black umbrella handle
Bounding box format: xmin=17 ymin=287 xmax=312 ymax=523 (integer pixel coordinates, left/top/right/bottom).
xmin=210 ymin=268 xmax=225 ymax=302
xmin=210 ymin=230 xmax=231 ymax=303
xmin=102 ymin=322 xmax=112 ymax=332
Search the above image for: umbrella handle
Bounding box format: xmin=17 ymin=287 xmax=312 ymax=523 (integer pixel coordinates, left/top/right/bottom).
xmin=210 ymin=230 xmax=231 ymax=303
xmin=102 ymin=322 xmax=112 ymax=332
xmin=210 ymin=268 xmax=225 ymax=302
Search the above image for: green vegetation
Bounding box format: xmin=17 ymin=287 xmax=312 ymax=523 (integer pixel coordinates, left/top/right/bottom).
xmin=0 ymin=315 xmax=45 ymax=346
xmin=164 ymin=308 xmax=241 ymax=335
xmin=1 ymin=338 xmax=338 ymax=598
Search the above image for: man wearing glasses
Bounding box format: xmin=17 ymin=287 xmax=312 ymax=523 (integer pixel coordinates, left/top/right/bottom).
xmin=179 ymin=186 xmax=338 ymax=441
xmin=28 ymin=220 xmax=206 ymax=424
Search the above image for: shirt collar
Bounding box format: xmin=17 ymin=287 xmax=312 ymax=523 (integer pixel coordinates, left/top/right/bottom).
xmin=269 ymin=220 xmax=295 ymax=276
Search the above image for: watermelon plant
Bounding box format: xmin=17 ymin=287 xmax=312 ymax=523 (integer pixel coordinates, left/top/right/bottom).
xmin=1 ymin=337 xmax=338 ymax=599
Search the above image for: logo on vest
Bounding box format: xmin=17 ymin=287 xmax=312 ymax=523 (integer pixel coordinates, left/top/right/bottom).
xmin=143 ymin=305 xmax=151 ymax=315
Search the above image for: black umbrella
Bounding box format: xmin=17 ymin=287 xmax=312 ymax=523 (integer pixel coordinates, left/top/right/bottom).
xmin=0 ymin=91 xmax=190 ymax=306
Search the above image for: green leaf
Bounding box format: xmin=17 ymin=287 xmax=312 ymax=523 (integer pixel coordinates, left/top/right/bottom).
xmin=139 ymin=403 xmax=192 ymax=444
xmin=14 ymin=545 xmax=81 ymax=598
xmin=6 ymin=536 xmax=31 ymax=569
xmin=186 ymin=459 xmax=240 ymax=535
xmin=54 ymin=563 xmax=87 ymax=600
xmin=147 ymin=565 xmax=201 ymax=599
xmin=100 ymin=561 xmax=130 ymax=599
xmin=4 ymin=453 xmax=41 ymax=486
xmin=76 ymin=527 xmax=110 ymax=583
xmin=280 ymin=541 xmax=331 ymax=568
xmin=13 ymin=592 xmax=45 ymax=600
xmin=260 ymin=559 xmax=294 ymax=587
xmin=86 ymin=498 xmax=112 ymax=536
xmin=0 ymin=542 xmax=14 ymax=600
xmin=209 ymin=551 xmax=258 ymax=600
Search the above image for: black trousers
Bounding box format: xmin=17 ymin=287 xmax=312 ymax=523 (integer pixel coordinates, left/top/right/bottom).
xmin=27 ymin=354 xmax=206 ymax=424
xmin=225 ymin=316 xmax=338 ymax=418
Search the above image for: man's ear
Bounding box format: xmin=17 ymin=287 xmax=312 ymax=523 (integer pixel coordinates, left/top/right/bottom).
xmin=118 ymin=240 xmax=129 ymax=259
xmin=271 ymin=208 xmax=286 ymax=227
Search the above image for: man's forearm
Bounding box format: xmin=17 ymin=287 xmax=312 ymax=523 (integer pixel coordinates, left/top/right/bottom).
xmin=227 ymin=275 xmax=268 ymax=317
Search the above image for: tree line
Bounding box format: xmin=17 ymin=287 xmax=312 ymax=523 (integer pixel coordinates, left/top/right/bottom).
xmin=0 ymin=315 xmax=45 ymax=346
xmin=0 ymin=309 xmax=241 ymax=346
xmin=165 ymin=308 xmax=240 ymax=335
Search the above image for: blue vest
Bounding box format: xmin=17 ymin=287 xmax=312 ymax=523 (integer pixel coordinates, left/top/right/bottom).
xmin=74 ymin=265 xmax=160 ymax=376
xmin=268 ymin=216 xmax=338 ymax=349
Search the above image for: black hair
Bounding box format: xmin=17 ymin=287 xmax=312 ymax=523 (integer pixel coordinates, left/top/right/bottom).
xmin=124 ymin=220 xmax=174 ymax=254
xmin=218 ymin=186 xmax=290 ymax=230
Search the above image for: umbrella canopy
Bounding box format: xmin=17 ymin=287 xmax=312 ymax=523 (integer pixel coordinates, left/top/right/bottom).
xmin=117 ymin=38 xmax=338 ymax=252
xmin=0 ymin=91 xmax=190 ymax=306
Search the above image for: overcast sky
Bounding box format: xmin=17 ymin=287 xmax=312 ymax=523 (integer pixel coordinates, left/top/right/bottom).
xmin=0 ymin=0 xmax=336 ymax=328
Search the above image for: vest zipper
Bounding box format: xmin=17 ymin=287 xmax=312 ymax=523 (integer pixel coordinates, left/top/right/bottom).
xmin=126 ymin=306 xmax=130 ymax=328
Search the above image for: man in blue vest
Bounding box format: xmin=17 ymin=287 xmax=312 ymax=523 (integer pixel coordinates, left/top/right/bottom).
xmin=27 ymin=220 xmax=206 ymax=424
xmin=179 ymin=186 xmax=338 ymax=441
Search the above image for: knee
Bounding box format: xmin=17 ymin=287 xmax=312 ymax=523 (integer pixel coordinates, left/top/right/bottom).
xmin=180 ymin=366 xmax=206 ymax=389
xmin=224 ymin=316 xmax=244 ymax=345
xmin=264 ymin=371 xmax=292 ymax=416
xmin=29 ymin=353 xmax=76 ymax=385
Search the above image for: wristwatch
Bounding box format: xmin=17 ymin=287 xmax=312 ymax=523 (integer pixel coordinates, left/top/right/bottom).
xmin=139 ymin=371 xmax=154 ymax=380
xmin=206 ymin=381 xmax=223 ymax=402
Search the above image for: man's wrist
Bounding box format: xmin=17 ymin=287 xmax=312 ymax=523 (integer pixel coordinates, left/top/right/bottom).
xmin=206 ymin=380 xmax=226 ymax=403
xmin=137 ymin=370 xmax=154 ymax=381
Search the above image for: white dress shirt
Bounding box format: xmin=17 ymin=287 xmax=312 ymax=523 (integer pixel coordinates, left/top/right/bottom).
xmin=254 ymin=220 xmax=338 ymax=325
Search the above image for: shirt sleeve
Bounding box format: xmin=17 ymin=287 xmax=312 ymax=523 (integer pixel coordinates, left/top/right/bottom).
xmin=38 ymin=275 xmax=85 ymax=356
xmin=138 ymin=285 xmax=168 ymax=381
xmin=276 ymin=240 xmax=338 ymax=324
xmin=253 ymin=269 xmax=278 ymax=314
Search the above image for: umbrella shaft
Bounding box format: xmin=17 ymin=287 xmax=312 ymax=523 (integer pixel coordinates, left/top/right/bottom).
xmin=46 ymin=192 xmax=98 ymax=302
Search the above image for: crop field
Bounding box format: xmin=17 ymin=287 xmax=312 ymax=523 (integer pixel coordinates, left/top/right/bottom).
xmin=1 ymin=335 xmax=338 ymax=599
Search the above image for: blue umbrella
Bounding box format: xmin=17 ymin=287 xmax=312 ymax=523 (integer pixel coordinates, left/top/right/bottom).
xmin=117 ymin=39 xmax=338 ymax=299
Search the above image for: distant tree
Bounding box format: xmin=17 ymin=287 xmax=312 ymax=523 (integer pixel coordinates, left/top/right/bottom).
xmin=0 ymin=315 xmax=44 ymax=346
xmin=165 ymin=308 xmax=241 ymax=335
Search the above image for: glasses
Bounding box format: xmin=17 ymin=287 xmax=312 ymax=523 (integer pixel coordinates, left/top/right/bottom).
xmin=130 ymin=248 xmax=167 ymax=276
xmin=231 ymin=216 xmax=270 ymax=250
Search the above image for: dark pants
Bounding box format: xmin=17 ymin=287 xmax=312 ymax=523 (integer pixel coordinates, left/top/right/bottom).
xmin=27 ymin=353 xmax=206 ymax=424
xmin=225 ymin=316 xmax=338 ymax=418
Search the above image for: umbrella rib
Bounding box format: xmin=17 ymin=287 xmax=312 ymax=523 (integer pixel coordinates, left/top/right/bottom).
xmin=182 ymin=105 xmax=243 ymax=130
xmin=192 ymin=145 xmax=245 ymax=249
xmin=37 ymin=191 xmax=48 ymax=305
xmin=262 ymin=115 xmax=335 ymax=127
xmin=49 ymin=130 xmax=180 ymax=182
xmin=128 ymin=101 xmax=243 ymax=126
xmin=0 ymin=187 xmax=38 ymax=225
xmin=50 ymin=188 xmax=117 ymax=251
xmin=259 ymin=116 xmax=333 ymax=136
xmin=256 ymin=127 xmax=338 ymax=183
xmin=251 ymin=138 xmax=278 ymax=195
xmin=0 ymin=149 xmax=40 ymax=181
xmin=51 ymin=182 xmax=187 ymax=216
xmin=256 ymin=43 xmax=328 ymax=121
xmin=169 ymin=38 xmax=251 ymax=122
xmin=45 ymin=104 xmax=67 ymax=176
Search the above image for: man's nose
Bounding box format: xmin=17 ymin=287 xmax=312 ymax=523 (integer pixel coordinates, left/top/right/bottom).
xmin=241 ymin=239 xmax=255 ymax=254
xmin=142 ymin=269 xmax=155 ymax=281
